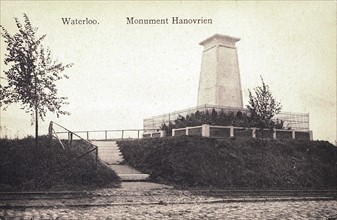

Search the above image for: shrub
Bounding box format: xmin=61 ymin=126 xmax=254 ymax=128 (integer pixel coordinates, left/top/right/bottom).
xmin=160 ymin=108 xmax=285 ymax=135
xmin=118 ymin=137 xmax=337 ymax=189
xmin=0 ymin=136 xmax=120 ymax=191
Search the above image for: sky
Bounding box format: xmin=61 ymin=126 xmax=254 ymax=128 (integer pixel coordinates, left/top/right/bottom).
xmin=0 ymin=1 xmax=336 ymax=144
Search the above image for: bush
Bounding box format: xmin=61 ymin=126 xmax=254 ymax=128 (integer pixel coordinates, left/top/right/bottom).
xmin=0 ymin=136 xmax=120 ymax=191
xmin=160 ymin=108 xmax=285 ymax=135
xmin=118 ymin=136 xmax=337 ymax=189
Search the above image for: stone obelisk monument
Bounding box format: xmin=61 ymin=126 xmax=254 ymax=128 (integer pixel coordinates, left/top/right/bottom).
xmin=197 ymin=34 xmax=243 ymax=108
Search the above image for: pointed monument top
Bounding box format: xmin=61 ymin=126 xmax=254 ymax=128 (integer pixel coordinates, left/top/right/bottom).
xmin=199 ymin=33 xmax=240 ymax=49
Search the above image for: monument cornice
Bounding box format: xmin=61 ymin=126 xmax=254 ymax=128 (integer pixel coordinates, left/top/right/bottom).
xmin=199 ymin=33 xmax=240 ymax=47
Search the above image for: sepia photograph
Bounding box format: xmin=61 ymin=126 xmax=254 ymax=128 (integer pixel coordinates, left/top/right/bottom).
xmin=0 ymin=1 xmax=336 ymax=219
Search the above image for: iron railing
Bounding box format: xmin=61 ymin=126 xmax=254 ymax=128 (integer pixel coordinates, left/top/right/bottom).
xmin=143 ymin=104 xmax=310 ymax=132
xmin=53 ymin=128 xmax=158 ymax=141
xmin=49 ymin=121 xmax=99 ymax=169
xmin=22 ymin=121 xmax=102 ymax=188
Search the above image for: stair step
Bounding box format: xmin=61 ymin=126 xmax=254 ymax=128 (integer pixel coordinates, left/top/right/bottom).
xmin=94 ymin=141 xmax=150 ymax=181
xmin=118 ymin=174 xmax=150 ymax=181
xmin=109 ymin=165 xmax=142 ymax=174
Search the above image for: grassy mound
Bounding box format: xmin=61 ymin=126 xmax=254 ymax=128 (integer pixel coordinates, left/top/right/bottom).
xmin=0 ymin=136 xmax=120 ymax=191
xmin=118 ymin=136 xmax=337 ymax=189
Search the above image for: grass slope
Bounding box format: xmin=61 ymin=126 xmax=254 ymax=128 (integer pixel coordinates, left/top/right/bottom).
xmin=0 ymin=136 xmax=120 ymax=191
xmin=118 ymin=136 xmax=337 ymax=189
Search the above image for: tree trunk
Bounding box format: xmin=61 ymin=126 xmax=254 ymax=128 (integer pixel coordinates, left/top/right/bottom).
xmin=261 ymin=125 xmax=264 ymax=161
xmin=34 ymin=104 xmax=39 ymax=188
xmin=35 ymin=104 xmax=38 ymax=158
xmin=34 ymin=72 xmax=38 ymax=158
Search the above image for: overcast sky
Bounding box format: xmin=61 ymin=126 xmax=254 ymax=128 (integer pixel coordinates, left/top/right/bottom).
xmin=0 ymin=1 xmax=336 ymax=144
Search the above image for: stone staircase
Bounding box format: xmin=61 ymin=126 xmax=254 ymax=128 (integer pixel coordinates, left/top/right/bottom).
xmin=91 ymin=141 xmax=150 ymax=181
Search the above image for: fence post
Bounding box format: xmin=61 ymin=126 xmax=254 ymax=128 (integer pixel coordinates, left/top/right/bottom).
xmin=201 ymin=124 xmax=210 ymax=137
xmin=172 ymin=129 xmax=176 ymax=136
xmin=309 ymin=130 xmax=313 ymax=141
xmin=138 ymin=130 xmax=140 ymax=139
xmin=68 ymin=132 xmax=73 ymax=147
xmin=105 ymin=131 xmax=107 ymax=140
xmin=186 ymin=127 xmax=189 ymax=136
xmin=292 ymin=130 xmax=295 ymax=139
xmin=252 ymin=128 xmax=256 ymax=138
xmin=273 ymin=129 xmax=277 ymax=139
xmin=87 ymin=131 xmax=89 ymax=140
xmin=122 ymin=130 xmax=124 ymax=139
xmin=230 ymin=126 xmax=234 ymax=137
